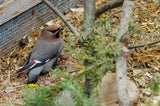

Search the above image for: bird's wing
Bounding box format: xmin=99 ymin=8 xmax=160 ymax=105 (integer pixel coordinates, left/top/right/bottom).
xmin=17 ymin=56 xmax=52 ymax=75
xmin=27 ymin=65 xmax=44 ymax=84
xmin=17 ymin=38 xmax=64 ymax=75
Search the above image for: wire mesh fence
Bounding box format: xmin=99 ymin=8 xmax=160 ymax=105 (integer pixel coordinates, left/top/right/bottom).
xmin=0 ymin=0 xmax=83 ymax=55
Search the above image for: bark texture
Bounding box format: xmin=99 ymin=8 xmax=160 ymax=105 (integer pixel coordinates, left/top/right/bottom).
xmin=82 ymin=0 xmax=95 ymax=35
xmin=116 ymin=0 xmax=134 ymax=106
xmin=82 ymin=0 xmax=95 ymax=97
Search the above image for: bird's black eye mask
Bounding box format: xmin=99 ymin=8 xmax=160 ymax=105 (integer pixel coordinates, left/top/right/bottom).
xmin=48 ymin=27 xmax=63 ymax=34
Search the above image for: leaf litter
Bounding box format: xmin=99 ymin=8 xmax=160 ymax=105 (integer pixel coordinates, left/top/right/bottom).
xmin=0 ymin=0 xmax=160 ymax=105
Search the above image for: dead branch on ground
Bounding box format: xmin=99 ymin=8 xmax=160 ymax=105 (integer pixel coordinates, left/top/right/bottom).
xmin=129 ymin=39 xmax=160 ymax=49
xmin=106 ymin=9 xmax=122 ymax=20
xmin=95 ymin=0 xmax=124 ymax=16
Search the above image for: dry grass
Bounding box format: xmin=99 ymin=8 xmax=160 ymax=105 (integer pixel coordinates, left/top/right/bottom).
xmin=0 ymin=0 xmax=160 ymax=105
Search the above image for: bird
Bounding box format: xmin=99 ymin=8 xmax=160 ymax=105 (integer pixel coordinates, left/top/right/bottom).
xmin=17 ymin=25 xmax=64 ymax=86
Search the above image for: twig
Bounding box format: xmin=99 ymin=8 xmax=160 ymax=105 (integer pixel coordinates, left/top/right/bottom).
xmin=120 ymin=23 xmax=138 ymax=42
xmin=129 ymin=39 xmax=160 ymax=49
xmin=104 ymin=99 xmax=119 ymax=105
xmin=85 ymin=77 xmax=91 ymax=97
xmin=42 ymin=0 xmax=80 ymax=36
xmin=95 ymin=0 xmax=124 ymax=16
xmin=106 ymin=9 xmax=122 ymax=20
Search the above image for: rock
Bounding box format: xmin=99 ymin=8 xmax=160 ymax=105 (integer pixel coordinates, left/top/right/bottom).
xmin=152 ymin=0 xmax=159 ymax=3
xmin=94 ymin=73 xmax=139 ymax=106
xmin=66 ymin=64 xmax=77 ymax=72
xmin=70 ymin=8 xmax=84 ymax=16
xmin=133 ymin=69 xmax=142 ymax=76
xmin=143 ymin=88 xmax=151 ymax=96
xmin=5 ymin=86 xmax=15 ymax=93
xmin=53 ymin=73 xmax=139 ymax=106
xmin=15 ymin=99 xmax=25 ymax=105
xmin=45 ymin=80 xmax=54 ymax=86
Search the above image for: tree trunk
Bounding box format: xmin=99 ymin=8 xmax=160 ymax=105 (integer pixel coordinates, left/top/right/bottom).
xmin=82 ymin=0 xmax=95 ymax=35
xmin=116 ymin=0 xmax=134 ymax=106
xmin=82 ymin=0 xmax=95 ymax=97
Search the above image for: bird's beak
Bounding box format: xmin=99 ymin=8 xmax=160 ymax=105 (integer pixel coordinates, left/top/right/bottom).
xmin=55 ymin=27 xmax=63 ymax=34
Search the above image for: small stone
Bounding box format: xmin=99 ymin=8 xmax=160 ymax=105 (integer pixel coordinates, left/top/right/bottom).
xmin=15 ymin=99 xmax=25 ymax=105
xmin=5 ymin=86 xmax=15 ymax=93
xmin=45 ymin=80 xmax=52 ymax=85
xmin=152 ymin=0 xmax=159 ymax=3
xmin=133 ymin=69 xmax=142 ymax=76
xmin=135 ymin=78 xmax=145 ymax=87
xmin=143 ymin=88 xmax=151 ymax=96
xmin=154 ymin=67 xmax=159 ymax=71
xmin=145 ymin=72 xmax=153 ymax=79
xmin=66 ymin=64 xmax=77 ymax=72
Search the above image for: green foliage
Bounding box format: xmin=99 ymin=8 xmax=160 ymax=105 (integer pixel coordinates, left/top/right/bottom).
xmin=76 ymin=19 xmax=120 ymax=92
xmin=50 ymin=69 xmax=99 ymax=105
xmin=56 ymin=80 xmax=99 ymax=106
xmin=23 ymin=78 xmax=99 ymax=106
xmin=64 ymin=43 xmax=74 ymax=53
xmin=22 ymin=18 xmax=120 ymax=106
xmin=95 ymin=18 xmax=111 ymax=32
xmin=133 ymin=26 xmax=142 ymax=34
xmin=50 ymin=68 xmax=71 ymax=80
xmin=150 ymin=75 xmax=160 ymax=96
xmin=64 ymin=36 xmax=76 ymax=53
xmin=23 ymin=86 xmax=54 ymax=106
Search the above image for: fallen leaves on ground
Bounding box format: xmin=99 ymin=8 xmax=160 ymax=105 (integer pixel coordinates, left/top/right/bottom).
xmin=1 ymin=0 xmax=160 ymax=105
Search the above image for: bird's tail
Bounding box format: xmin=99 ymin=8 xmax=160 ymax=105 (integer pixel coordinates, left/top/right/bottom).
xmin=17 ymin=62 xmax=35 ymax=75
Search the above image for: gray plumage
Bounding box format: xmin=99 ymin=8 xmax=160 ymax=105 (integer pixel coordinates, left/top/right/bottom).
xmin=17 ymin=25 xmax=64 ymax=84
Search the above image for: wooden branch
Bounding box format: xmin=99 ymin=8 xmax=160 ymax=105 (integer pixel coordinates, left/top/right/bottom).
xmin=85 ymin=77 xmax=91 ymax=97
xmin=129 ymin=39 xmax=160 ymax=49
xmin=82 ymin=0 xmax=96 ymax=97
xmin=95 ymin=0 xmax=124 ymax=16
xmin=120 ymin=23 xmax=138 ymax=42
xmin=42 ymin=0 xmax=80 ymax=36
xmin=116 ymin=0 xmax=134 ymax=106
xmin=82 ymin=0 xmax=95 ymax=35
xmin=104 ymin=99 xmax=119 ymax=105
xmin=106 ymin=9 xmax=122 ymax=20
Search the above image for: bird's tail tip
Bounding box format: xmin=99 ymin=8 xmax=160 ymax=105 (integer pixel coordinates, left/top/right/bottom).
xmin=16 ymin=67 xmax=27 ymax=75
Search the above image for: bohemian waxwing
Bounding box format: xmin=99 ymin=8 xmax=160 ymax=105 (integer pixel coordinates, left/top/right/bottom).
xmin=17 ymin=25 xmax=64 ymax=86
